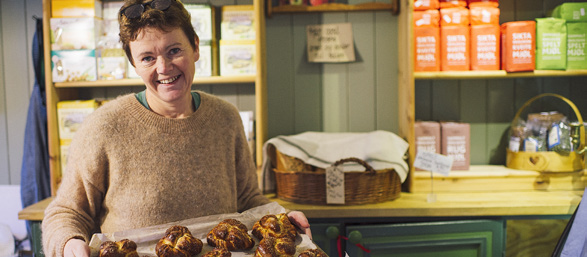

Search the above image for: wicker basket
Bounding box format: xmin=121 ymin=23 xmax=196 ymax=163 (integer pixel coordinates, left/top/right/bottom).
xmin=506 ymin=93 xmax=585 ymax=172
xmin=274 ymin=150 xmax=401 ymax=205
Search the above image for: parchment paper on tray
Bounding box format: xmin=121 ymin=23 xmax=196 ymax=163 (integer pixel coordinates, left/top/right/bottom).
xmin=89 ymin=202 xmax=317 ymax=256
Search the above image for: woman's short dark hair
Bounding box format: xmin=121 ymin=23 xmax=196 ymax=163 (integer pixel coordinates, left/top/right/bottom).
xmin=118 ymin=0 xmax=198 ymax=66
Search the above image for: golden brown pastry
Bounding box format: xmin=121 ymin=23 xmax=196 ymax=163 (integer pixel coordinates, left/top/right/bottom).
xmin=155 ymin=225 xmax=203 ymax=257
xmin=255 ymin=237 xmax=296 ymax=257
xmin=99 ymin=239 xmax=139 ymax=257
xmin=206 ymin=219 xmax=255 ymax=251
xmin=203 ymin=247 xmax=232 ymax=257
xmin=252 ymin=213 xmax=297 ymax=241
xmin=298 ymin=249 xmax=328 ymax=257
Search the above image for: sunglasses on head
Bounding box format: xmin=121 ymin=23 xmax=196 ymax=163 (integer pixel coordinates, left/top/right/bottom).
xmin=121 ymin=0 xmax=173 ymax=19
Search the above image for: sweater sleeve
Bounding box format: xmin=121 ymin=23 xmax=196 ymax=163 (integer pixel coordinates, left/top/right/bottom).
xmin=42 ymin=111 xmax=108 ymax=257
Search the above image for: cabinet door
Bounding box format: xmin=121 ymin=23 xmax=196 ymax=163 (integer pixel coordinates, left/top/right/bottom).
xmin=345 ymin=220 xmax=505 ymax=257
xmin=308 ymin=223 xmax=343 ymax=257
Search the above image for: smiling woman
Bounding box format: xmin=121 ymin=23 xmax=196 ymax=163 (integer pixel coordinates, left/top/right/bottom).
xmin=130 ymin=27 xmax=199 ymax=118
xmin=39 ymin=1 xmax=310 ymax=257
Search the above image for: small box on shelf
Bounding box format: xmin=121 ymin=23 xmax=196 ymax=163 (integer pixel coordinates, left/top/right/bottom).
xmin=196 ymin=41 xmax=213 ymax=77
xmin=51 ymin=0 xmax=103 ymax=18
xmin=57 ymin=99 xmax=100 ymax=140
xmin=441 ymin=121 xmax=470 ymax=171
xmin=50 ymin=17 xmax=102 ymax=50
xmin=185 ymin=4 xmax=215 ymax=42
xmin=51 ymin=49 xmax=97 ymax=82
xmin=221 ymin=5 xmax=255 ymax=40
xmin=219 ymin=40 xmax=256 ymax=76
xmin=414 ymin=121 xmax=441 ymax=171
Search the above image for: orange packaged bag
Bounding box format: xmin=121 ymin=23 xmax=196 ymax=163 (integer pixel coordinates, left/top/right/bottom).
xmin=414 ymin=9 xmax=440 ymax=27
xmin=414 ymin=0 xmax=440 ymax=11
xmin=414 ymin=10 xmax=441 ymax=71
xmin=440 ymin=0 xmax=467 ymax=8
xmin=470 ymin=6 xmax=500 ymax=26
xmin=468 ymin=0 xmax=498 ymax=8
xmin=441 ymin=25 xmax=470 ymax=71
xmin=501 ymin=21 xmax=536 ymax=72
xmin=471 ymin=24 xmax=500 ymax=70
xmin=415 ymin=28 xmax=441 ymax=71
xmin=440 ymin=7 xmax=470 ymax=27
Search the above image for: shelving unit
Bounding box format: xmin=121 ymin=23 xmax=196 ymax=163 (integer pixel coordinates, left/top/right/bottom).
xmin=53 ymin=76 xmax=256 ymax=88
xmin=42 ymin=0 xmax=268 ymax=195
xmin=398 ymin=0 xmax=587 ymax=192
xmin=415 ymin=70 xmax=587 ymax=80
xmin=266 ymin=1 xmax=399 ymax=16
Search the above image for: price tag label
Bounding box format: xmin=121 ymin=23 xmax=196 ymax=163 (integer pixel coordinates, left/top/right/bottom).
xmin=413 ymin=151 xmax=453 ymax=176
xmin=326 ymin=165 xmax=345 ymax=204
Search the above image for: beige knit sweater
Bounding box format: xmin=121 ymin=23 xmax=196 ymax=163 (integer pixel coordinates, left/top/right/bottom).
xmin=42 ymin=92 xmax=270 ymax=256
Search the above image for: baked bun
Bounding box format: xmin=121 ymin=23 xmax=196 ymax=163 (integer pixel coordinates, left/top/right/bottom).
xmin=298 ymin=249 xmax=328 ymax=257
xmin=206 ymin=219 xmax=255 ymax=251
xmin=156 ymin=225 xmax=203 ymax=257
xmin=255 ymin=237 xmax=296 ymax=257
xmin=203 ymin=247 xmax=232 ymax=257
xmin=99 ymin=239 xmax=139 ymax=257
xmin=252 ymin=213 xmax=297 ymax=241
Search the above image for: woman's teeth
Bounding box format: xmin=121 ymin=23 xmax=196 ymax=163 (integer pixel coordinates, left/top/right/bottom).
xmin=158 ymin=75 xmax=180 ymax=84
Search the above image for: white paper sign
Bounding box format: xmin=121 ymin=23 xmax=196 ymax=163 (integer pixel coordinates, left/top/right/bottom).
xmin=413 ymin=151 xmax=453 ymax=176
xmin=306 ymin=23 xmax=356 ymax=63
xmin=326 ymin=165 xmax=345 ymax=204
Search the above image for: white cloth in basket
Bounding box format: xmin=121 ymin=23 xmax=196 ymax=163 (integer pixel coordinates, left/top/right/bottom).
xmin=261 ymin=130 xmax=409 ymax=193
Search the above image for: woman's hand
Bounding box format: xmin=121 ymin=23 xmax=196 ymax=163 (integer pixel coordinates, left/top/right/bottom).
xmin=64 ymin=238 xmax=90 ymax=257
xmin=287 ymin=211 xmax=312 ymax=240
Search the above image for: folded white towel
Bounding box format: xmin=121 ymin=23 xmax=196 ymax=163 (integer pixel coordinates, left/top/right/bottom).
xmin=261 ymin=130 xmax=409 ymax=193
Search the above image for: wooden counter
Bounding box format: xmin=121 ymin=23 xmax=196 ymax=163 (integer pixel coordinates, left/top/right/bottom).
xmin=270 ymin=190 xmax=583 ymax=218
xmin=19 ymin=190 xmax=583 ymax=257
xmin=20 ymin=190 xmax=583 ymax=221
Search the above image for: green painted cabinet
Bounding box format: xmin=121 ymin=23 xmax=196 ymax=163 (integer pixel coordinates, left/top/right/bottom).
xmin=307 ymin=223 xmax=344 ymax=256
xmin=343 ymin=220 xmax=506 ymax=257
xmin=30 ymin=221 xmax=43 ymax=257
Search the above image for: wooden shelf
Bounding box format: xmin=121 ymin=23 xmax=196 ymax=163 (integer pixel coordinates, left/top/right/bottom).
xmin=267 ymin=1 xmax=399 ymax=16
xmin=54 ymin=75 xmax=256 ymax=88
xmin=21 ymin=189 xmax=583 ymax=221
xmin=271 ymin=190 xmax=582 ymax=218
xmin=43 ymin=0 xmax=268 ymax=195
xmin=412 ymin=165 xmax=587 ymax=193
xmin=415 ymin=70 xmax=587 ymax=80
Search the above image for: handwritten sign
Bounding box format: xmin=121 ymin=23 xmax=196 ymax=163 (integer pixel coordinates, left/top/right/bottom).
xmin=326 ymin=165 xmax=345 ymax=204
xmin=307 ymin=23 xmax=356 ymax=63
xmin=413 ymin=151 xmax=453 ymax=176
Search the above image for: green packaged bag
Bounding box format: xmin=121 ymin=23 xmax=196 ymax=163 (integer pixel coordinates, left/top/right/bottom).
xmin=536 ymin=18 xmax=567 ymax=70
xmin=567 ymin=22 xmax=587 ymax=70
xmin=553 ymin=2 xmax=587 ymax=22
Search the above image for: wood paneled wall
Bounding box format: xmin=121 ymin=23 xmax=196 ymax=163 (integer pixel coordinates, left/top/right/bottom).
xmin=265 ymin=0 xmax=587 ymax=166
xmin=2 ymin=0 xmax=587 ymax=184
xmin=266 ymin=0 xmax=399 ymax=137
